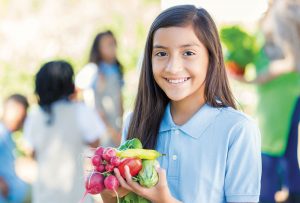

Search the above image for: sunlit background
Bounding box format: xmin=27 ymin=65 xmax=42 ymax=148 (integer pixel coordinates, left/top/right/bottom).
xmin=0 ymin=0 xmax=268 ymax=107
xmin=1 ymin=0 xmax=296 ymax=202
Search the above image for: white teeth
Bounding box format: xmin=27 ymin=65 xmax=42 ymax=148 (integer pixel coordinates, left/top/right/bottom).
xmin=166 ymin=77 xmax=189 ymax=84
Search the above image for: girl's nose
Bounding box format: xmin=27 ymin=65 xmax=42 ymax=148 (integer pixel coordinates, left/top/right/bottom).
xmin=165 ymin=55 xmax=183 ymax=74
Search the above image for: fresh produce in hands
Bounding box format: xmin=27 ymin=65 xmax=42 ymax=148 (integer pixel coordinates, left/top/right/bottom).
xmin=85 ymin=173 xmax=105 ymax=194
xmin=118 ymin=138 xmax=143 ymax=150
xmin=110 ymin=156 xmax=121 ymax=166
xmin=91 ymin=155 xmax=102 ymax=167
xmin=102 ymin=147 xmax=117 ymax=162
xmin=117 ymin=148 xmax=163 ymax=160
xmin=118 ymin=158 xmax=143 ymax=178
xmin=81 ymin=138 xmax=162 ymax=203
xmin=95 ymin=164 xmax=105 ymax=172
xmin=94 ymin=146 xmax=105 ymax=157
xmin=137 ymin=160 xmax=159 ymax=188
xmin=104 ymin=175 xmax=120 ymax=190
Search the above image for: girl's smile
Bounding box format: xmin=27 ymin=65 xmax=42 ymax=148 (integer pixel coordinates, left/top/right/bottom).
xmin=164 ymin=77 xmax=191 ymax=85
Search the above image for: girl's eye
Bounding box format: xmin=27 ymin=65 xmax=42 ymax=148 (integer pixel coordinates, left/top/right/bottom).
xmin=155 ymin=52 xmax=167 ymax=57
xmin=183 ymin=51 xmax=195 ymax=56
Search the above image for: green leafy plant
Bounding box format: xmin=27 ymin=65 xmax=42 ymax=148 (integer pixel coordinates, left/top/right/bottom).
xmin=220 ymin=25 xmax=270 ymax=74
xmin=220 ymin=26 xmax=257 ymax=68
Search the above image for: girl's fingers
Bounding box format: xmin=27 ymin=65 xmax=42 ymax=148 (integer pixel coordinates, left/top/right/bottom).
xmin=156 ymin=167 xmax=168 ymax=187
xmin=113 ymin=168 xmax=133 ymax=191
xmin=124 ymin=166 xmax=146 ymax=194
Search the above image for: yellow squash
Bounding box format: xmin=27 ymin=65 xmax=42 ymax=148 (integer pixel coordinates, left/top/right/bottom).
xmin=116 ymin=149 xmax=163 ymax=160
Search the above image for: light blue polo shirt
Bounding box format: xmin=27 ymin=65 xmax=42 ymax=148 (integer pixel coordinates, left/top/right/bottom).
xmin=122 ymin=103 xmax=261 ymax=203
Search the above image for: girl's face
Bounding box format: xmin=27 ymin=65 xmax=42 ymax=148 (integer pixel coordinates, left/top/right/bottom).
xmin=152 ymin=26 xmax=209 ymax=103
xmin=98 ymin=34 xmax=117 ymax=63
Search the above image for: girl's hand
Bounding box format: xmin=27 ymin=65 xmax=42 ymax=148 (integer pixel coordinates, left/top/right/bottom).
xmin=114 ymin=166 xmax=179 ymax=203
xmin=101 ymin=187 xmax=130 ymax=198
xmin=100 ymin=187 xmax=130 ymax=203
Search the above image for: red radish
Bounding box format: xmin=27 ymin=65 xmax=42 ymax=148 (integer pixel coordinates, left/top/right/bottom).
xmin=85 ymin=172 xmax=105 ymax=194
xmin=91 ymin=155 xmax=102 ymax=167
xmin=102 ymin=148 xmax=116 ymax=162
xmin=95 ymin=164 xmax=105 ymax=172
xmin=105 ymin=164 xmax=115 ymax=172
xmin=94 ymin=146 xmax=105 ymax=157
xmin=110 ymin=156 xmax=121 ymax=166
xmin=104 ymin=175 xmax=120 ymax=190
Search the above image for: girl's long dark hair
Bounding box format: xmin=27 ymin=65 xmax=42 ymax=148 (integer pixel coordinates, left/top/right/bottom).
xmin=35 ymin=60 xmax=75 ymax=124
xmin=127 ymin=5 xmax=236 ymax=149
xmin=89 ymin=30 xmax=123 ymax=76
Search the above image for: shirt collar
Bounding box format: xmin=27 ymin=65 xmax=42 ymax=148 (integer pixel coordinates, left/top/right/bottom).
xmin=159 ymin=102 xmax=222 ymax=139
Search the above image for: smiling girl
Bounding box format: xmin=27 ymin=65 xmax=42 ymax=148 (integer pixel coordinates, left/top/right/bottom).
xmin=101 ymin=5 xmax=261 ymax=203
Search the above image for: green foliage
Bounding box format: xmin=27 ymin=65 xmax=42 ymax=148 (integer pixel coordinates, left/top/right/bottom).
xmin=220 ymin=25 xmax=270 ymax=72
xmin=0 ymin=64 xmax=34 ymax=100
xmin=220 ymin=26 xmax=258 ymax=68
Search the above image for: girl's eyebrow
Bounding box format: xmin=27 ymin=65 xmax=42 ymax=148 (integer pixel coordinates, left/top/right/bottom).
xmin=153 ymin=45 xmax=167 ymax=49
xmin=181 ymin=43 xmax=201 ymax=48
xmin=153 ymin=43 xmax=200 ymax=49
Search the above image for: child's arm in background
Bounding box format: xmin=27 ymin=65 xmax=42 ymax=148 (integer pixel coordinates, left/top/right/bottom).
xmin=0 ymin=177 xmax=8 ymax=198
xmin=87 ymin=139 xmax=99 ymax=149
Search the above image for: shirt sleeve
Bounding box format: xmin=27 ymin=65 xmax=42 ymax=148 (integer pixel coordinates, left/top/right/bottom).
xmin=75 ymin=63 xmax=98 ymax=90
xmin=225 ymin=118 xmax=262 ymax=202
xmin=77 ymin=103 xmax=106 ymax=143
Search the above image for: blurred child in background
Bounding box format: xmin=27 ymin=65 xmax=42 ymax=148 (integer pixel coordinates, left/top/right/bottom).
xmin=24 ymin=60 xmax=105 ymax=203
xmin=0 ymin=94 xmax=30 ymax=203
xmin=231 ymin=1 xmax=300 ymax=202
xmin=76 ymin=30 xmax=124 ymax=147
xmin=257 ymin=1 xmax=300 ymax=202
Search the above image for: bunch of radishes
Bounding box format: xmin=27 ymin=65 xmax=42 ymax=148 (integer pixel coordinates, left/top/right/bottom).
xmin=82 ymin=146 xmax=143 ymax=203
xmin=85 ymin=147 xmax=121 ymax=195
xmin=81 ymin=138 xmax=162 ymax=203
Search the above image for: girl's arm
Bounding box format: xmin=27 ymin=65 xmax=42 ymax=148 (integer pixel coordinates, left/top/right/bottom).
xmin=252 ymin=58 xmax=296 ymax=84
xmin=113 ymin=166 xmax=182 ymax=203
xmin=229 ymin=61 xmax=296 ymax=85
